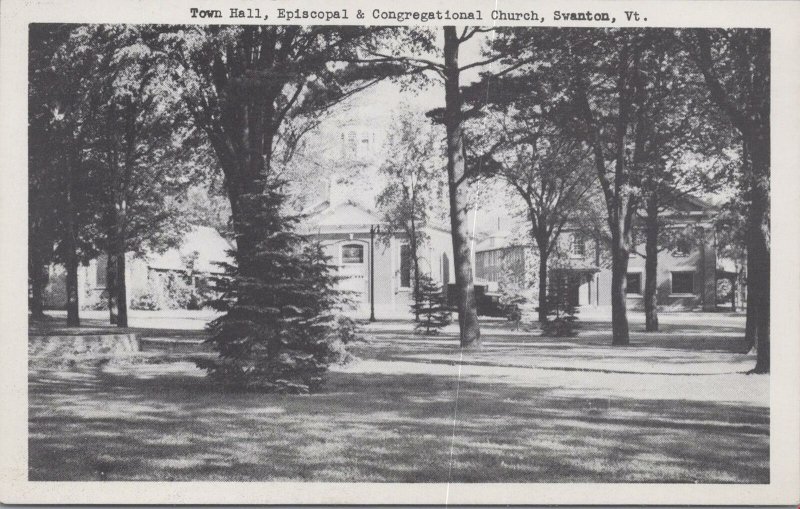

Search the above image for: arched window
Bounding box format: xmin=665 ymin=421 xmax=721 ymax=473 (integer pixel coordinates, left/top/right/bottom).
xmin=341 ymin=244 xmax=364 ymax=264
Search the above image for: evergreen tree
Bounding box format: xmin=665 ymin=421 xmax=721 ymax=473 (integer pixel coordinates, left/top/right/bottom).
xmin=200 ymin=179 xmax=347 ymax=393
xmin=540 ymin=273 xmax=579 ymax=337
xmin=410 ymin=275 xmax=452 ymax=335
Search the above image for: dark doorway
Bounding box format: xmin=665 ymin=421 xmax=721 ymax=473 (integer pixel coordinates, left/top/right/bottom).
xmin=567 ymin=276 xmax=581 ymax=307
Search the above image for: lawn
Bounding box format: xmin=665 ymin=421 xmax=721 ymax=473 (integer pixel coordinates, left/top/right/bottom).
xmin=28 ymin=312 xmax=768 ymax=483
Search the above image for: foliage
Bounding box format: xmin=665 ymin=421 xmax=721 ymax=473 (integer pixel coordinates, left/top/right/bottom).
xmin=28 ymin=24 xmax=204 ymax=323
xmin=680 ymin=28 xmax=770 ymax=372
xmin=410 ymin=275 xmax=452 ymax=335
xmin=130 ymin=285 xmax=159 ymax=311
xmin=29 ymin=25 xmax=107 ymax=266
xmin=496 ymin=253 xmax=537 ymax=329
xmin=81 ymin=291 xmax=110 ymax=311
xmin=716 ymin=278 xmax=734 ymax=303
xmin=376 ymin=111 xmax=447 ymax=317
xmin=463 ymin=83 xmax=597 ymax=322
xmin=540 ymin=274 xmax=579 ymax=337
xmin=198 ymin=180 xmax=346 ymax=393
xmin=498 ymin=280 xmax=527 ymax=331
xmin=176 ymin=184 xmax=234 ymax=242
xmin=137 ymin=273 xmax=195 ymax=310
xmin=714 ymin=195 xmax=748 ymax=270
xmin=473 ymin=28 xmax=743 ymax=344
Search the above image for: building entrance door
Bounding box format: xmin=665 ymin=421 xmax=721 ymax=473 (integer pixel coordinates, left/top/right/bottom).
xmin=339 ymin=243 xmax=368 ymax=302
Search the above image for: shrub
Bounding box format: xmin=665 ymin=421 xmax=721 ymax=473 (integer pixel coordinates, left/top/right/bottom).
xmin=716 ymin=278 xmax=734 ymax=302
xmin=130 ymin=286 xmax=159 ymax=310
xmin=498 ymin=280 xmax=529 ymax=331
xmin=130 ymin=272 xmax=198 ymax=310
xmin=81 ymin=290 xmax=109 ymax=311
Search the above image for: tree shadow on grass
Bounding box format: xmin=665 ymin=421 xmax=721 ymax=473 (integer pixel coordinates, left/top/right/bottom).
xmin=29 ymin=362 xmax=768 ymax=483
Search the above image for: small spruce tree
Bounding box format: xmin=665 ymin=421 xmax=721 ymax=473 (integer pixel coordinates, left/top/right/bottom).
xmin=199 ymin=179 xmax=346 ymax=393
xmin=540 ymin=273 xmax=580 ymax=337
xmin=411 ymin=274 xmax=452 ymax=335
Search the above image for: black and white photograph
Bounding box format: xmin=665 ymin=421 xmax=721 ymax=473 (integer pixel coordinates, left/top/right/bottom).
xmin=3 ymin=0 xmax=800 ymax=504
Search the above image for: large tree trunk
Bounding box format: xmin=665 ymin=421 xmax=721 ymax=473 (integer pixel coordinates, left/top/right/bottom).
xmin=743 ymin=261 xmax=756 ymax=353
xmin=443 ymin=27 xmax=480 ymax=348
xmin=64 ymin=156 xmax=80 ymax=327
xmin=747 ymin=141 xmax=770 ymax=373
xmin=226 ymin=180 xmax=263 ymax=279
xmin=610 ymin=229 xmax=631 ymax=346
xmin=535 ymin=235 xmax=549 ymax=323
xmin=690 ymin=29 xmax=769 ymax=372
xmin=115 ymin=247 xmax=129 ymax=327
xmin=107 ymin=250 xmax=118 ymax=324
xmin=113 ymin=207 xmax=129 ymax=327
xmin=29 ymin=261 xmax=48 ymax=320
xmin=410 ymin=215 xmax=420 ymax=321
xmin=643 ymin=197 xmax=660 ymax=332
xmin=65 ymin=252 xmax=80 ymax=327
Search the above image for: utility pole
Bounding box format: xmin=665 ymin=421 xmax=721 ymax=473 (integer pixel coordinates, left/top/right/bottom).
xmin=369 ymin=224 xmax=379 ymax=322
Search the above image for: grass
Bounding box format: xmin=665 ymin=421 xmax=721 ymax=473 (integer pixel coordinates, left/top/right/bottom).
xmin=28 ymin=313 xmax=768 ymax=482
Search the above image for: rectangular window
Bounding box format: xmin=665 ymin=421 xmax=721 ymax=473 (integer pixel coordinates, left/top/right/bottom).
xmin=341 ymin=244 xmax=364 ymax=264
xmin=570 ymin=235 xmax=586 ymax=257
xmin=626 ymin=272 xmax=642 ymax=294
xmin=672 ymin=271 xmax=694 ymax=294
xmin=96 ymin=256 xmax=107 ymax=288
xmin=400 ymin=244 xmax=411 ymax=288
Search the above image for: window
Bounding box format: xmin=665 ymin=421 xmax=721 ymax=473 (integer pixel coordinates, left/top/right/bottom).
xmin=400 ymin=244 xmax=411 ymax=288
xmin=341 ymin=244 xmax=364 ymax=264
xmin=672 ymin=271 xmax=694 ymax=294
xmin=95 ymin=256 xmax=108 ymax=287
xmin=626 ymin=272 xmax=642 ymax=294
xmin=569 ymin=235 xmax=586 ymax=257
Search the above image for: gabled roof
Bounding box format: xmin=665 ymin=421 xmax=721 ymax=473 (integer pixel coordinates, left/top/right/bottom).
xmin=301 ymin=199 xmax=452 ymax=236
xmin=303 ymin=199 xmax=383 ymax=228
xmin=668 ymin=193 xmax=717 ymax=214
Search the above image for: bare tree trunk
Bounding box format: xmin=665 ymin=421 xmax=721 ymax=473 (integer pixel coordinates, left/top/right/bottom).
xmin=535 ymin=233 xmax=549 ymax=323
xmin=748 ymin=142 xmax=770 ymax=373
xmin=64 ymin=156 xmax=80 ymax=327
xmin=65 ymin=251 xmax=80 ymax=327
xmin=114 ymin=203 xmax=129 ymax=327
xmin=410 ymin=214 xmax=420 ymax=321
xmin=29 ymin=262 xmax=48 ymax=320
xmin=537 ymin=255 xmax=548 ymax=323
xmin=610 ymin=230 xmax=631 ymax=346
xmin=743 ymin=260 xmax=756 ymax=353
xmin=443 ymin=27 xmax=480 ymax=348
xmin=643 ymin=197 xmax=660 ymax=332
xmin=107 ymin=251 xmax=118 ymax=324
xmin=116 ymin=247 xmax=129 ymax=327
